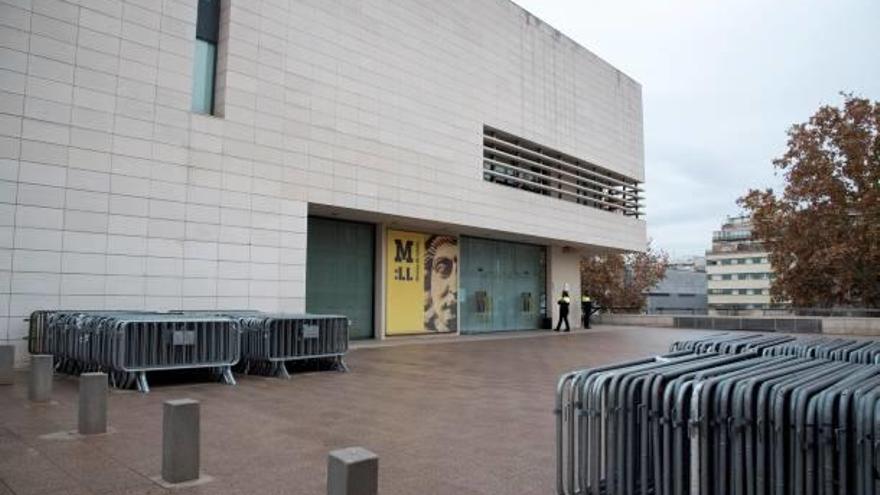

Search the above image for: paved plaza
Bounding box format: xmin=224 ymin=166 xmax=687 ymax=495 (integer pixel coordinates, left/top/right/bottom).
xmin=0 ymin=326 xmax=713 ymax=495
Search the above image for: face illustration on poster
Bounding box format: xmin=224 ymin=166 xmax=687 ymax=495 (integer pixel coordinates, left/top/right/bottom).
xmin=424 ymin=235 xmax=458 ymax=332
xmin=386 ymin=230 xmax=459 ymax=335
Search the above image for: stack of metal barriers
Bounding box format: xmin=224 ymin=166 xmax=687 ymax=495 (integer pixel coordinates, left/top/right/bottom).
xmin=29 ymin=311 xmax=240 ymax=393
xmin=236 ymin=313 xmax=349 ymax=378
xmin=670 ymin=332 xmax=880 ymax=364
xmin=28 ymin=310 xmax=350 ymax=392
xmin=556 ymin=333 xmax=880 ymax=494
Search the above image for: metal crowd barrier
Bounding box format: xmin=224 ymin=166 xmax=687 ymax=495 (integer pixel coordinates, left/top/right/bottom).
xmin=29 ymin=311 xmax=240 ymax=393
xmin=672 ymin=316 xmax=823 ymax=333
xmin=28 ymin=310 xmax=154 ymax=356
xmin=556 ymin=340 xmax=880 ymax=494
xmin=670 ymin=333 xmax=880 ymax=364
xmin=235 ymin=314 xmax=349 ymax=378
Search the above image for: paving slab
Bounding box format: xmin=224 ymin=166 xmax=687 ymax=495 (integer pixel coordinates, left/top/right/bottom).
xmin=0 ymin=325 xmax=714 ymax=494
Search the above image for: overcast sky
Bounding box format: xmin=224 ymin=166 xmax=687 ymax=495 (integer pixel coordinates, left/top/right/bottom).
xmin=514 ymin=0 xmax=880 ymax=259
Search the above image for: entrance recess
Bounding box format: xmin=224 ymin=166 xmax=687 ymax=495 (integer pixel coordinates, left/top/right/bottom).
xmin=460 ymin=237 xmax=546 ymax=333
xmin=305 ymin=217 xmax=375 ymax=339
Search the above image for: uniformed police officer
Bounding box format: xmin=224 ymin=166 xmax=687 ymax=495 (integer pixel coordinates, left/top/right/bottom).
xmin=555 ymin=290 xmax=571 ymax=332
xmin=581 ymin=294 xmax=593 ymax=329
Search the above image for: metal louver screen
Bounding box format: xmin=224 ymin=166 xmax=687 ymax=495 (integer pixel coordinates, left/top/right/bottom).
xmin=482 ymin=126 xmax=643 ymax=217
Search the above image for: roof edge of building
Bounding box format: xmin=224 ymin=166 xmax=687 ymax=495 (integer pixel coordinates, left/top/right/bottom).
xmin=503 ymin=0 xmax=643 ymax=89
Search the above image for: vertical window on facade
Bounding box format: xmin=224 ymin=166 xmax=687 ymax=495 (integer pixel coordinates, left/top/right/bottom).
xmin=474 ymin=291 xmax=489 ymax=314
xmin=192 ymin=0 xmax=220 ymax=114
xmin=521 ymin=292 xmax=533 ymax=313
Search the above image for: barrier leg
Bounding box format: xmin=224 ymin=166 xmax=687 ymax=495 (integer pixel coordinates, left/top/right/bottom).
xmin=0 ymin=345 xmax=13 ymax=385
xmin=78 ymin=372 xmax=108 ymax=435
xmin=275 ymin=362 xmax=290 ymax=380
xmin=221 ymin=366 xmax=236 ymax=385
xmin=336 ymin=357 xmax=350 ymax=373
xmin=28 ymin=354 xmax=53 ymax=401
xmin=162 ymin=399 xmax=200 ymax=484
xmin=136 ymin=372 xmax=149 ymax=393
xmin=327 ymin=447 xmax=378 ymax=495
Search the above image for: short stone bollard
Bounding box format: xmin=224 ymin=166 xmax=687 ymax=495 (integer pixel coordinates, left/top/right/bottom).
xmin=78 ymin=373 xmax=108 ymax=435
xmin=0 ymin=345 xmax=13 ymax=385
xmin=162 ymin=399 xmax=200 ymax=484
xmin=28 ymin=354 xmax=53 ymax=401
xmin=327 ymin=447 xmax=378 ymax=495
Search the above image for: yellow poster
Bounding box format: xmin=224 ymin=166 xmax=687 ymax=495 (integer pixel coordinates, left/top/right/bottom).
xmin=386 ymin=229 xmax=458 ymax=335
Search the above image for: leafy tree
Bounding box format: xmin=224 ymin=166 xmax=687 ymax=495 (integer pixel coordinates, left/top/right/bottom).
xmin=739 ymin=95 xmax=880 ymax=307
xmin=581 ymin=243 xmax=669 ymax=311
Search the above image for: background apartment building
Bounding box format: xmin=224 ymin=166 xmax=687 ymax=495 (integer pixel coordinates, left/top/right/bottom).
xmin=706 ymin=216 xmax=775 ymax=314
xmin=0 ymin=0 xmax=645 ymax=364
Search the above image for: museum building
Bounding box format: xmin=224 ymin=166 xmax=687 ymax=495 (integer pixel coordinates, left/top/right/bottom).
xmin=0 ymin=0 xmax=645 ymax=360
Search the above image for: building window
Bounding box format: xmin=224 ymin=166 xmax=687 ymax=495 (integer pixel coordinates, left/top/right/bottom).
xmin=482 ymin=126 xmax=643 ymax=217
xmin=722 ymin=274 xmax=732 ymax=280
xmin=521 ymin=292 xmax=533 ymax=313
xmin=475 ymin=291 xmax=489 ymax=314
xmin=192 ymin=0 xmax=220 ymax=114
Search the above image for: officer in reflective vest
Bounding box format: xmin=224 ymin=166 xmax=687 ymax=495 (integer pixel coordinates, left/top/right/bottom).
xmin=555 ymin=290 xmax=571 ymax=332
xmin=581 ymin=294 xmax=593 ymax=329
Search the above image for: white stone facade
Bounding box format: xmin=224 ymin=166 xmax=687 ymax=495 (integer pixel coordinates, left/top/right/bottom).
xmin=0 ymin=0 xmax=645 ymax=363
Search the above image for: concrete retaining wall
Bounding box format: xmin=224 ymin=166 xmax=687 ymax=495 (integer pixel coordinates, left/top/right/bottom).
xmin=595 ymin=314 xmax=675 ymax=328
xmin=821 ymin=318 xmax=880 ymax=336
xmin=596 ymin=314 xmax=880 ymax=337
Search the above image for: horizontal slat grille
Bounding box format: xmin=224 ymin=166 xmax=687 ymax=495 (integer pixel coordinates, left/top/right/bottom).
xmin=483 ymin=126 xmax=643 ymax=217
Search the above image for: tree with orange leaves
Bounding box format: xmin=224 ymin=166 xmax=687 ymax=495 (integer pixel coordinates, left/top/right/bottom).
xmin=739 ymin=94 xmax=880 ymax=307
xmin=581 ymin=243 xmax=669 ymax=311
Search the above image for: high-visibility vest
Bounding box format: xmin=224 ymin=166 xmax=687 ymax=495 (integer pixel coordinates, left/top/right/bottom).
xmin=582 ymin=295 xmax=591 ymax=302
xmin=560 ymin=296 xmax=571 ymax=304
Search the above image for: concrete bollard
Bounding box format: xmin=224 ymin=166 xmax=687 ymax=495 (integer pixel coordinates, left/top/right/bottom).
xmin=28 ymin=354 xmax=53 ymax=401
xmin=78 ymin=373 xmax=108 ymax=435
xmin=327 ymin=447 xmax=378 ymax=495
xmin=162 ymin=399 xmax=200 ymax=484
xmin=0 ymin=345 xmax=13 ymax=385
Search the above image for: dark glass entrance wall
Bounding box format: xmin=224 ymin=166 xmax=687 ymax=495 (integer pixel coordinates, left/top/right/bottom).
xmin=305 ymin=217 xmax=375 ymax=339
xmin=460 ymin=237 xmax=547 ymax=333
